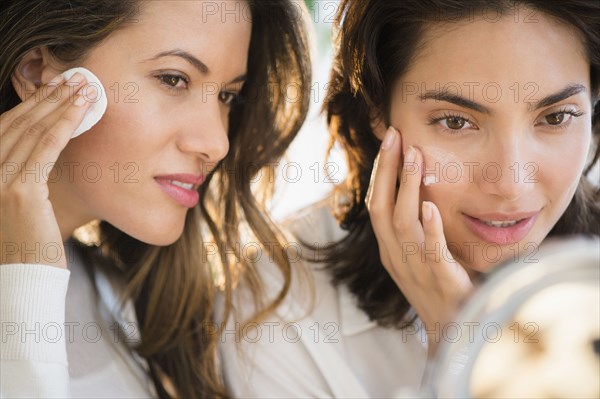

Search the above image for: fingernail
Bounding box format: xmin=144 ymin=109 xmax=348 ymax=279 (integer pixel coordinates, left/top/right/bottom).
xmin=66 ymin=72 xmax=86 ymax=85
xmin=48 ymin=73 xmax=65 ymax=86
xmin=381 ymin=126 xmax=397 ymax=150
xmin=422 ymin=201 xmax=433 ymax=222
xmin=404 ymin=146 xmax=416 ymax=164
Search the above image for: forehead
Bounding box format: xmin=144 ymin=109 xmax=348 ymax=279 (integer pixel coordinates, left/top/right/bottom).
xmin=399 ymin=10 xmax=589 ymax=98
xmin=135 ymin=0 xmax=251 ymax=34
xmin=104 ymin=0 xmax=251 ymax=74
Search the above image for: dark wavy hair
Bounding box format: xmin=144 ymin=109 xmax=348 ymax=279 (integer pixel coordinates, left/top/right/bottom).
xmin=322 ymin=0 xmax=600 ymax=328
xmin=0 ymin=0 xmax=311 ymax=397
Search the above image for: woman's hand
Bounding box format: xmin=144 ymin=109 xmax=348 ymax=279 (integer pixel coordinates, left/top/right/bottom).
xmin=366 ymin=126 xmax=473 ymax=356
xmin=1 ymin=72 xmax=91 ymax=268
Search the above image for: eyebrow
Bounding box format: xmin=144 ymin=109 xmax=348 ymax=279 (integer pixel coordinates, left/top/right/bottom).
xmin=418 ymin=83 xmax=587 ymax=114
xmin=144 ymin=49 xmax=246 ymax=83
xmin=530 ymin=83 xmax=586 ymax=111
xmin=419 ymin=90 xmax=491 ymax=114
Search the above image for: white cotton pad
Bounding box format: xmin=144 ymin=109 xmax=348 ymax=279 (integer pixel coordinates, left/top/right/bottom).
xmin=62 ymin=67 xmax=107 ymax=138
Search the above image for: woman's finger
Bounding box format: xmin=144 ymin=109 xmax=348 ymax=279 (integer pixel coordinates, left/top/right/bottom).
xmin=27 ymin=87 xmax=93 ymax=174
xmin=3 ymin=85 xmax=92 ymax=187
xmin=0 ymin=73 xmax=67 ymax=135
xmin=393 ymin=145 xmax=424 ymax=241
xmin=1 ymin=77 xmax=87 ymax=165
xmin=422 ymin=201 xmax=470 ymax=288
xmin=365 ymin=126 xmax=401 ymax=239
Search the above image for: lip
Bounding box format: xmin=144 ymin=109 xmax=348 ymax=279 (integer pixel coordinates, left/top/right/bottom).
xmin=154 ymin=173 xmax=205 ymax=208
xmin=463 ymin=211 xmax=540 ymax=245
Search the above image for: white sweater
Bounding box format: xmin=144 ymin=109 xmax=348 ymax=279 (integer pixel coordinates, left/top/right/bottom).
xmin=0 ymin=245 xmax=152 ymax=398
xmin=220 ymin=199 xmax=428 ymax=398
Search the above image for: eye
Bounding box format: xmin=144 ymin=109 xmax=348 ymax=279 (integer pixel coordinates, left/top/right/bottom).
xmin=156 ymin=73 xmax=189 ymax=91
xmin=545 ymin=113 xmax=566 ymax=125
xmin=427 ymin=113 xmax=478 ymax=133
xmin=536 ymin=109 xmax=584 ymax=129
xmin=444 ymin=116 xmax=468 ymax=130
xmin=218 ymin=91 xmax=239 ymax=106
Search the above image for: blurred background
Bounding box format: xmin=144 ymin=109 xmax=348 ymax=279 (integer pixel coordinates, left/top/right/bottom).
xmin=269 ymin=0 xmax=346 ymax=220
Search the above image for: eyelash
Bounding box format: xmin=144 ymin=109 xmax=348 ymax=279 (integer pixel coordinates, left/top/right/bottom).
xmin=536 ymin=108 xmax=584 ymax=131
xmin=156 ymin=73 xmax=240 ymax=106
xmin=156 ymin=73 xmax=189 ymax=91
xmin=427 ymin=108 xmax=585 ymax=134
xmin=218 ymin=91 xmax=240 ymax=106
xmin=427 ymin=112 xmax=477 ymax=134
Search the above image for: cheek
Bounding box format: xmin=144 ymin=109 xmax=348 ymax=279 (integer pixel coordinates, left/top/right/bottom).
xmin=536 ymin=130 xmax=591 ymax=202
xmin=536 ymin=157 xmax=584 ymax=216
xmin=59 ymin=99 xmax=159 ymax=167
xmin=85 ymin=100 xmax=146 ymax=148
xmin=418 ymin=146 xmax=476 ymax=195
xmin=420 ymin=180 xmax=464 ymax=231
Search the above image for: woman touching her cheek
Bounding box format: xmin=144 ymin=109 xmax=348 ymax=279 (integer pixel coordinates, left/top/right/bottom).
xmin=361 ymin=0 xmax=599 ymax=354
xmin=220 ymin=0 xmax=599 ymax=397
xmin=0 ymin=0 xmax=310 ymax=397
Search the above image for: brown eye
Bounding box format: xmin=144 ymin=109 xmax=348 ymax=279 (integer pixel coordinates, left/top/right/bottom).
xmin=163 ymin=76 xmax=179 ymax=86
xmin=446 ymin=116 xmax=467 ymax=129
xmin=157 ymin=74 xmax=188 ymax=90
xmin=428 ymin=113 xmax=477 ymax=133
xmin=218 ymin=91 xmax=238 ymax=106
xmin=544 ymin=113 xmax=565 ymax=125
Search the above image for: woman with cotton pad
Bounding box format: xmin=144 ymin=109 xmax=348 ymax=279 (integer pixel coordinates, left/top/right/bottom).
xmin=0 ymin=0 xmax=311 ymax=397
xmin=219 ymin=0 xmax=600 ymax=397
xmin=61 ymin=67 xmax=108 ymax=138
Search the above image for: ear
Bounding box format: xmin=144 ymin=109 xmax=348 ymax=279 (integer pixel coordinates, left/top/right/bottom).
xmin=11 ymin=46 xmax=64 ymax=101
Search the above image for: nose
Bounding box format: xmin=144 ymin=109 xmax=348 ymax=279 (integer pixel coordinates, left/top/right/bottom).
xmin=476 ymin=136 xmax=536 ymax=202
xmin=176 ymin=102 xmax=230 ymax=164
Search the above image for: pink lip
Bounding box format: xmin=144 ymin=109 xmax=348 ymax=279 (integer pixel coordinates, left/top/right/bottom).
xmin=154 ymin=173 xmax=204 ymax=208
xmin=463 ymin=211 xmax=540 ymax=245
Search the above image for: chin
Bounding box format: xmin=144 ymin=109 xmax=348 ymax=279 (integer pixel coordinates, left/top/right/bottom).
xmin=468 ymin=258 xmax=509 ymax=274
xmin=450 ymin=242 xmax=511 ymax=273
xmin=143 ymin=234 xmax=182 ymax=247
xmin=114 ymin=220 xmax=185 ymax=247
xmin=457 ymin=258 xmax=495 ymax=276
xmin=463 ymin=244 xmax=542 ymax=275
xmin=146 ymin=225 xmax=185 ymax=246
